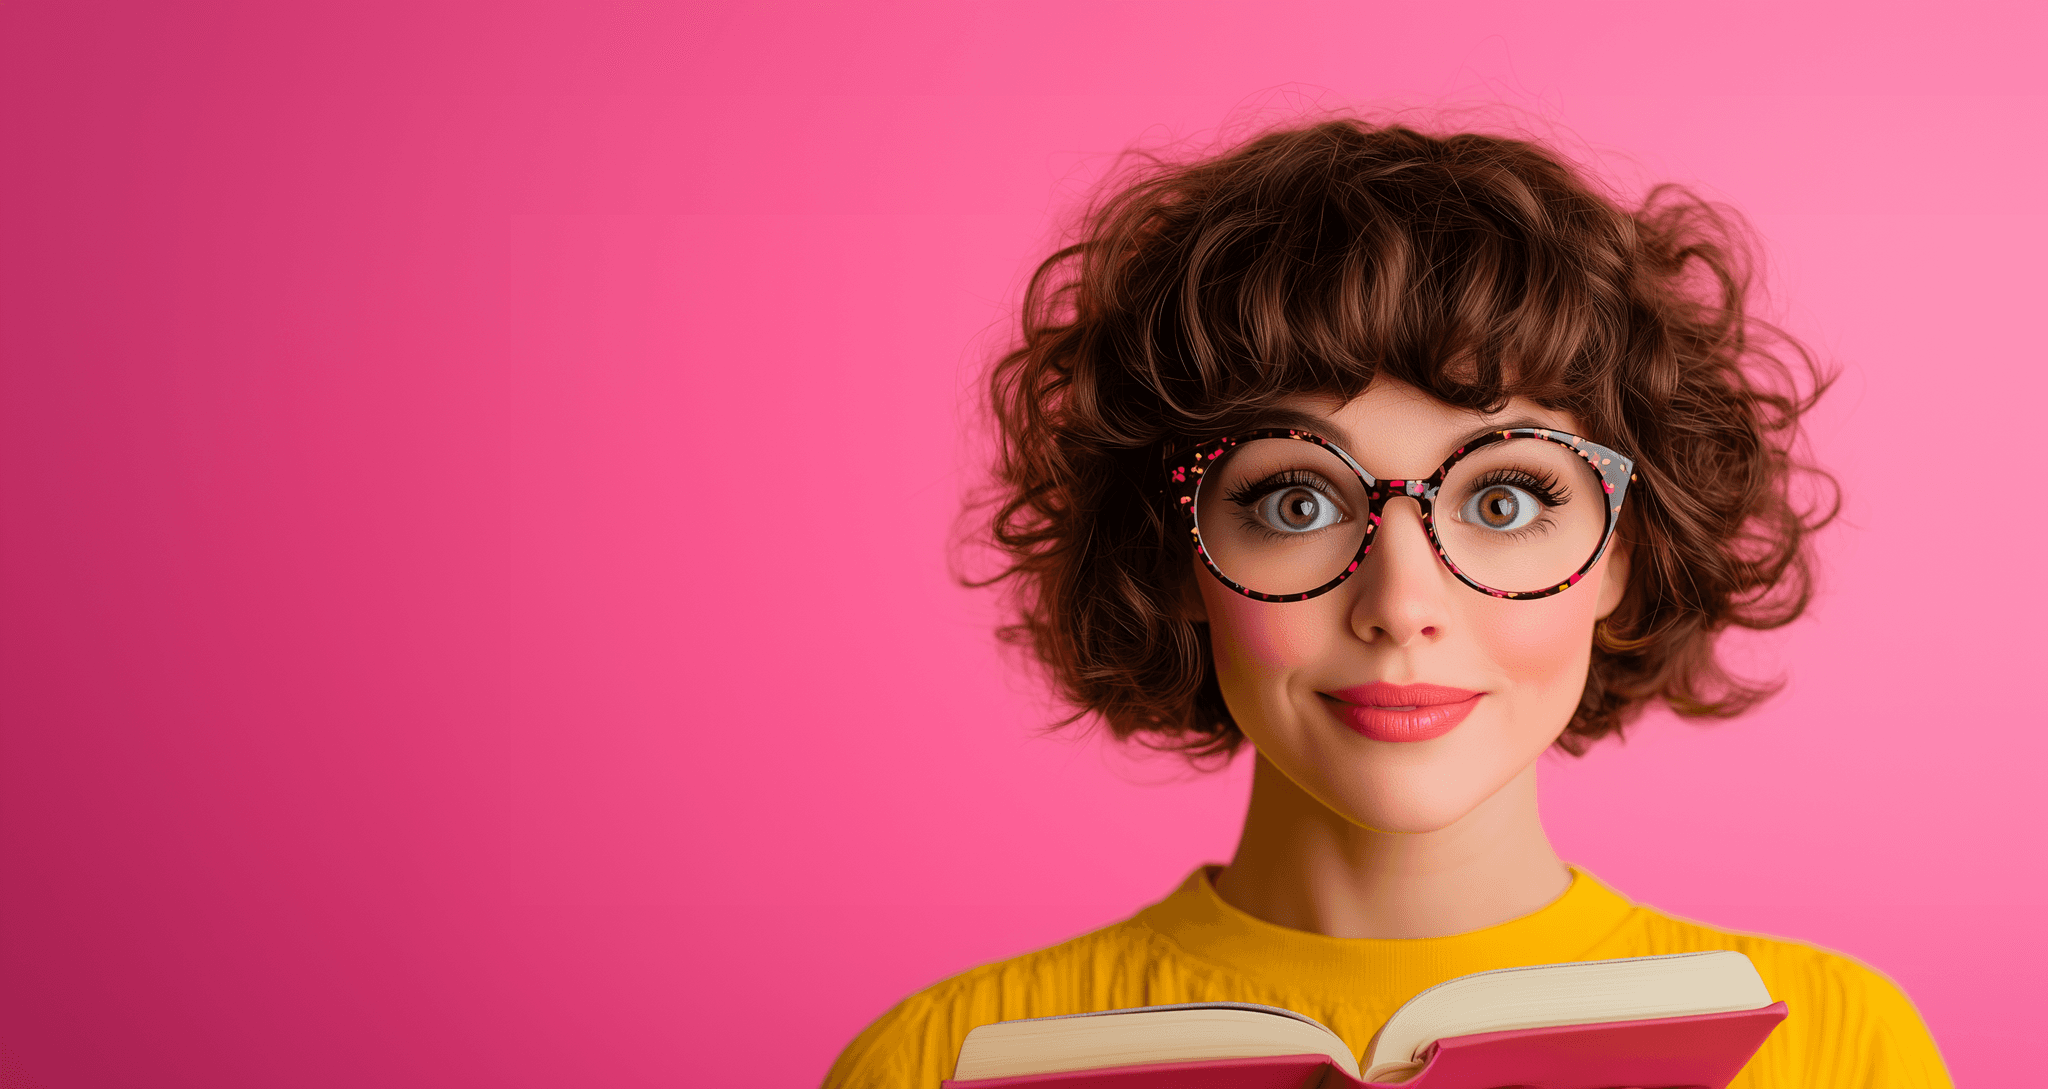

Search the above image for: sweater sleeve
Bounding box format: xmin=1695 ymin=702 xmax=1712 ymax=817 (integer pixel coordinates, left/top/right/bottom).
xmin=1803 ymin=955 xmax=1952 ymax=1089
xmin=1714 ymin=937 xmax=1953 ymax=1089
xmin=822 ymin=988 xmax=958 ymax=1089
xmin=818 ymin=917 xmax=1184 ymax=1089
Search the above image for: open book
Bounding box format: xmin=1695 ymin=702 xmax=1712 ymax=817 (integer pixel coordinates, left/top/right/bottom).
xmin=944 ymin=951 xmax=1787 ymax=1089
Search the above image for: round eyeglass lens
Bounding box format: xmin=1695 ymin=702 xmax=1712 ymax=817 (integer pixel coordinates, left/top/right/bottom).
xmin=1193 ymin=438 xmax=1371 ymax=597
xmin=1434 ymin=437 xmax=1611 ymax=595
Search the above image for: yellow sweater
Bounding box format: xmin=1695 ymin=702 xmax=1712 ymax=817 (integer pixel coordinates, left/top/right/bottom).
xmin=825 ymin=865 xmax=1950 ymax=1088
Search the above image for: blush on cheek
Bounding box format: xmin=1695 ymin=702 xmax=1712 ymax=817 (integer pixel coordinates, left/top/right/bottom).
xmin=1482 ymin=592 xmax=1601 ymax=698
xmin=1209 ymin=596 xmax=1342 ymax=679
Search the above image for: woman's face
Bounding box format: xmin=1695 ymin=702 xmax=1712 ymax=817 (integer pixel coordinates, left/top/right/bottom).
xmin=1189 ymin=377 xmax=1629 ymax=834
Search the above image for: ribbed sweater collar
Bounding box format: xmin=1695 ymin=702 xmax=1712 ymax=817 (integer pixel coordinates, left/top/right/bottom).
xmin=1132 ymin=864 xmax=1640 ymax=1000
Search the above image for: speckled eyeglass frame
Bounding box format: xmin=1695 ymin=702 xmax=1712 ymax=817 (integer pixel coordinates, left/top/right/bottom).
xmin=1162 ymin=427 xmax=1637 ymax=602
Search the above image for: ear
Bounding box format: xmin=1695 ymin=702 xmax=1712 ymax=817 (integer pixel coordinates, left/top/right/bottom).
xmin=1593 ymin=538 xmax=1630 ymax=622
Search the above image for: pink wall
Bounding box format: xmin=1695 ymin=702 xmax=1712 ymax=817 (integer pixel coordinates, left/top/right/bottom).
xmin=2 ymin=2 xmax=2040 ymax=1085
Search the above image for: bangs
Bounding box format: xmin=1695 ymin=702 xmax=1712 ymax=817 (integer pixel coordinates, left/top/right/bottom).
xmin=1110 ymin=128 xmax=1633 ymax=429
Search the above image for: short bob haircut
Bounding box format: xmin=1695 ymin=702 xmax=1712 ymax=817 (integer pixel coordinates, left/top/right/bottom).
xmin=970 ymin=118 xmax=1835 ymax=760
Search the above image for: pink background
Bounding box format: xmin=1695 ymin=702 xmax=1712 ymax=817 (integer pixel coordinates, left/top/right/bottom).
xmin=2 ymin=3 xmax=2041 ymax=1086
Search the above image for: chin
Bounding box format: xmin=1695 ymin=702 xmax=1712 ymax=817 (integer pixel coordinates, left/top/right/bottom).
xmin=1257 ymin=696 xmax=1557 ymax=836
xmin=1316 ymin=772 xmax=1510 ymax=835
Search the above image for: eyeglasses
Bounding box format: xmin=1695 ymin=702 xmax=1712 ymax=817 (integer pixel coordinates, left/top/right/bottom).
xmin=1163 ymin=428 xmax=1635 ymax=602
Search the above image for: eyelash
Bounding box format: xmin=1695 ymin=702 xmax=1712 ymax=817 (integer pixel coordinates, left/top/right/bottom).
xmin=1223 ymin=468 xmax=1570 ymax=509
xmin=1473 ymin=468 xmax=1570 ymax=508
xmin=1223 ymin=470 xmax=1335 ymax=508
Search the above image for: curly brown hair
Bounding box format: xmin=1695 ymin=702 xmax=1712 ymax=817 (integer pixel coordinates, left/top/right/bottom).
xmin=966 ymin=118 xmax=1836 ymax=760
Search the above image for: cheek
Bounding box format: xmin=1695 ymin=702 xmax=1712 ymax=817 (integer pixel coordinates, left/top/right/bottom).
xmin=1201 ymin=585 xmax=1336 ymax=684
xmin=1474 ymin=590 xmax=1601 ymax=693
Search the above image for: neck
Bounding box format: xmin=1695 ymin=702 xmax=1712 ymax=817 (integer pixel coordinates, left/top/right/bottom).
xmin=1213 ymin=751 xmax=1570 ymax=939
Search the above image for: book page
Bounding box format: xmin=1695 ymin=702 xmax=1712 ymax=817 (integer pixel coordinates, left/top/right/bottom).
xmin=1363 ymin=951 xmax=1772 ymax=1073
xmin=953 ymin=1005 xmax=1360 ymax=1081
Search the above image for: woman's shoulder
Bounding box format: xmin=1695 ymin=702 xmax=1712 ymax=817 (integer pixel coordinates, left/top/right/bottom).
xmin=1589 ymin=899 xmax=1952 ymax=1088
xmin=822 ymin=909 xmax=1193 ymax=1089
xmin=1594 ymin=899 xmax=1926 ymax=1017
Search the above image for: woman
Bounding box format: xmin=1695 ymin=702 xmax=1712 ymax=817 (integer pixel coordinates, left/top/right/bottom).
xmin=825 ymin=118 xmax=1950 ymax=1088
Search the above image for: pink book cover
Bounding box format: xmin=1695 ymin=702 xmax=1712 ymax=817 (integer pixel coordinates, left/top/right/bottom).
xmin=941 ymin=1002 xmax=1788 ymax=1089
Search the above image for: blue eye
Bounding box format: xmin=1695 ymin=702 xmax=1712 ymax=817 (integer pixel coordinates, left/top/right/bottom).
xmin=1256 ymin=486 xmax=1343 ymax=534
xmin=1461 ymin=484 xmax=1540 ymax=532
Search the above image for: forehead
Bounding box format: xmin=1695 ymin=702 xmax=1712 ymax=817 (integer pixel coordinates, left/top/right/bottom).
xmin=1254 ymin=381 xmax=1582 ymax=468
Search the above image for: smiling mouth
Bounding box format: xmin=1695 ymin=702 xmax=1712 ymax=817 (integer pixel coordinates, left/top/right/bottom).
xmin=1317 ymin=689 xmax=1482 ymax=742
xmin=1323 ymin=681 xmax=1483 ymax=708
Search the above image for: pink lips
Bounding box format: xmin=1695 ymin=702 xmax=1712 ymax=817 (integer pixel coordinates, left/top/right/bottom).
xmin=1322 ymin=682 xmax=1482 ymax=742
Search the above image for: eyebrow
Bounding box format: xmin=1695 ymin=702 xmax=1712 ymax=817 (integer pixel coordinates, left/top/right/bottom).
xmin=1244 ymin=407 xmax=1352 ymax=445
xmin=1242 ymin=408 xmax=1566 ymax=469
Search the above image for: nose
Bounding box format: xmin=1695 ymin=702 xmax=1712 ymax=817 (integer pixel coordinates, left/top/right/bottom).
xmin=1347 ymin=496 xmax=1452 ymax=647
